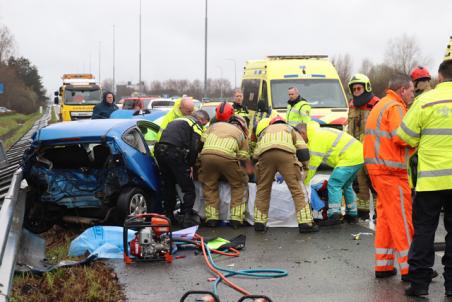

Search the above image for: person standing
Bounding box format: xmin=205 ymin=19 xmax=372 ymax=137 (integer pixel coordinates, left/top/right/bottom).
xmin=232 ymin=89 xmax=250 ymax=126
xmin=286 ymin=87 xmax=311 ymax=126
xmin=198 ymin=115 xmax=249 ymax=229
xmin=398 ymin=43 xmax=452 ymax=297
xmin=92 ymin=91 xmax=118 ymax=119
xmin=410 ymin=66 xmax=432 ymax=98
xmin=154 ymin=110 xmax=210 ymax=227
xmin=157 ymin=96 xmax=195 ymax=140
xmin=347 ymin=74 xmax=380 ymax=218
xmin=363 ymin=75 xmax=415 ymax=280
xmin=253 ymin=117 xmax=317 ymax=233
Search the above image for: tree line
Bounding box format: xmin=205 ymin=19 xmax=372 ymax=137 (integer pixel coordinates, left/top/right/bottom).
xmin=0 ymin=24 xmax=47 ymax=114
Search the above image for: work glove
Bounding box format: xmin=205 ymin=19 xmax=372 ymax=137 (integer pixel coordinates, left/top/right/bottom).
xmin=275 ymin=173 xmax=284 ymax=184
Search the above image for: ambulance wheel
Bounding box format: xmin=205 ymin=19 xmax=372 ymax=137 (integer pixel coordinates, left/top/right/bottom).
xmin=117 ymin=187 xmax=151 ymax=222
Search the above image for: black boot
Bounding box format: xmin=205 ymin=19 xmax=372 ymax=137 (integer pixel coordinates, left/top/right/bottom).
xmin=344 ymin=214 xmax=359 ymax=224
xmin=182 ymin=211 xmax=201 ymax=228
xmin=375 ymin=268 xmax=397 ymax=278
xmin=205 ymin=219 xmax=220 ymax=227
xmin=229 ymin=220 xmax=242 ymax=229
xmin=402 ymin=270 xmax=439 ymax=282
xmin=405 ymin=285 xmax=428 ymax=297
xmin=318 ymin=213 xmax=342 ymax=226
xmin=298 ymin=223 xmax=319 ymax=233
xmin=254 ymin=222 xmax=267 ymax=232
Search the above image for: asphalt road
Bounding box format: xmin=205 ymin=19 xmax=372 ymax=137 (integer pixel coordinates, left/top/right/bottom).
xmin=113 ymin=220 xmax=450 ymax=302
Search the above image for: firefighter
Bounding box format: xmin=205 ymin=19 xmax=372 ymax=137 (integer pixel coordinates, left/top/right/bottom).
xmin=198 ymin=115 xmax=249 ymax=229
xmin=286 ymin=87 xmax=311 ymax=126
xmin=298 ymin=122 xmax=363 ymax=225
xmin=154 ymin=110 xmax=210 ymax=228
xmin=347 ymin=74 xmax=380 ymax=219
xmin=410 ymin=66 xmax=432 ymax=97
xmin=398 ymin=40 xmax=452 ymax=297
xmin=157 ymin=96 xmax=195 ymax=140
xmin=253 ymin=117 xmax=317 ymax=233
xmin=232 ymin=89 xmax=250 ymax=126
xmin=363 ymin=75 xmax=416 ymax=280
xmin=209 ymin=102 xmax=234 ymax=124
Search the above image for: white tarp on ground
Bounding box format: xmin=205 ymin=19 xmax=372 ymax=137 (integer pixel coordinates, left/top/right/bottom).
xmin=186 ymin=174 xmax=330 ymax=227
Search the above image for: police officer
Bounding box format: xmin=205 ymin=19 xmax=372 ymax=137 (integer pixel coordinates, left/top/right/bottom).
xmin=198 ymin=115 xmax=249 ymax=229
xmin=286 ymin=87 xmax=311 ymax=126
xmin=154 ymin=110 xmax=210 ymax=228
xmin=398 ymin=39 xmax=452 ymax=297
xmin=347 ymin=74 xmax=380 ymax=218
xmin=253 ymin=117 xmax=317 ymax=233
xmin=232 ymin=89 xmax=250 ymax=126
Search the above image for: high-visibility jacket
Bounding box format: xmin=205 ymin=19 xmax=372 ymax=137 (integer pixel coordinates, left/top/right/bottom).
xmin=363 ymin=90 xmax=412 ymax=175
xmin=232 ymin=103 xmax=250 ymax=126
xmin=287 ymin=97 xmax=311 ymax=126
xmin=305 ymin=125 xmax=363 ymax=184
xmin=157 ymin=98 xmax=183 ymax=141
xmin=253 ymin=123 xmax=308 ymax=159
xmin=397 ymin=81 xmax=452 ymax=191
xmin=201 ymin=122 xmax=249 ymax=160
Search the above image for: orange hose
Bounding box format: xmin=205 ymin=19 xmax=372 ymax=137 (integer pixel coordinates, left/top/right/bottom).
xmin=198 ymin=235 xmax=251 ymax=296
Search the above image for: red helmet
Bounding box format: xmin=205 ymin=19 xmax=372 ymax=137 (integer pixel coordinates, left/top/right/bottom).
xmin=215 ymin=102 xmax=234 ymax=122
xmin=228 ymin=115 xmax=248 ymax=136
xmin=410 ymin=66 xmax=431 ymax=82
xmin=269 ymin=116 xmax=286 ymax=125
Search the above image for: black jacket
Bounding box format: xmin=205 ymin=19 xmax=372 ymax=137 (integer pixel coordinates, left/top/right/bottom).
xmin=92 ymin=92 xmax=118 ymax=119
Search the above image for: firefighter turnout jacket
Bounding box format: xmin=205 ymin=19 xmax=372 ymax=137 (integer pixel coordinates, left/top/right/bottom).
xmin=201 ymin=122 xmax=249 ymax=160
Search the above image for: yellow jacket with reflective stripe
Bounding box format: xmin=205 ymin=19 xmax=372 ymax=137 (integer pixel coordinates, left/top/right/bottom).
xmin=253 ymin=123 xmax=307 ymax=159
xmin=305 ymin=125 xmax=363 ymax=184
xmin=201 ymin=122 xmax=249 ymax=160
xmin=157 ymin=98 xmax=183 ymax=141
xmin=396 ymin=81 xmax=452 ymax=191
xmin=287 ymin=98 xmax=311 ymax=126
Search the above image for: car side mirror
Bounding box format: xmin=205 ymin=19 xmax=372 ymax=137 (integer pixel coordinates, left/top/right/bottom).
xmin=54 ymin=97 xmax=59 ymax=105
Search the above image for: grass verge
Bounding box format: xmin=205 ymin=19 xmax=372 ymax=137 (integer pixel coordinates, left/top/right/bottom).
xmin=0 ymin=112 xmax=42 ymax=150
xmin=49 ymin=106 xmax=58 ymax=124
xmin=11 ymin=226 xmax=125 ymax=302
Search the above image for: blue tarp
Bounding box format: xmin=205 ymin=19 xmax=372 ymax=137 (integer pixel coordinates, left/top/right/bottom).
xmin=69 ymin=226 xmax=135 ymax=259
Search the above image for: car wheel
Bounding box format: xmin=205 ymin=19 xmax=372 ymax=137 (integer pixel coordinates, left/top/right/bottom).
xmin=117 ymin=187 xmax=151 ymax=222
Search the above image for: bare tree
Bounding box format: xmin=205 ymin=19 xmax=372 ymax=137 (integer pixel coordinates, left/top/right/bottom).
xmin=0 ymin=25 xmax=16 ymax=64
xmin=332 ymin=54 xmax=353 ymax=90
xmin=359 ymin=58 xmax=374 ymax=76
xmin=383 ymin=34 xmax=431 ymax=75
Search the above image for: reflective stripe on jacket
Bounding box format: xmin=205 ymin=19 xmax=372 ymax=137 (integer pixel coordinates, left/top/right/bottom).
xmin=287 ymin=99 xmax=311 ymax=126
xmin=397 ymin=81 xmax=452 ymax=191
xmin=305 ymin=125 xmax=363 ymax=184
xmin=201 ymin=122 xmax=249 ymax=160
xmin=363 ymin=90 xmax=412 ymax=175
xmin=253 ymin=123 xmax=307 ymax=159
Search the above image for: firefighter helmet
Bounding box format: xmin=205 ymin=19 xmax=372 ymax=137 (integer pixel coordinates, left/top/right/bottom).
xmin=269 ymin=115 xmax=286 ymax=125
xmin=445 ymin=36 xmax=452 ymax=61
xmin=348 ymin=73 xmax=372 ymax=93
xmin=215 ymin=102 xmax=234 ymax=122
xmin=410 ymin=66 xmax=431 ymax=82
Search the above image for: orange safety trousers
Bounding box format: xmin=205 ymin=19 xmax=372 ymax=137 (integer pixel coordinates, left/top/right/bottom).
xmin=370 ymin=173 xmax=413 ymax=275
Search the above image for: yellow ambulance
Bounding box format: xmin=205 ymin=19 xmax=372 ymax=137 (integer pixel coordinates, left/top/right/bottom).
xmin=241 ymin=55 xmax=348 ymax=129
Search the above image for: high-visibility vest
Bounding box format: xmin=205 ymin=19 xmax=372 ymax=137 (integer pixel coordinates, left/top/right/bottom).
xmin=157 ymin=98 xmax=183 ymax=141
xmin=363 ymin=90 xmax=412 ymax=175
xmin=287 ymin=99 xmax=311 ymax=126
xmin=397 ymin=81 xmax=452 ymax=191
xmin=305 ymin=125 xmax=363 ymax=184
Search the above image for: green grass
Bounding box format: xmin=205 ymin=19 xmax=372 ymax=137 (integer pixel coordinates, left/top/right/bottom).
xmin=1 ymin=111 xmax=42 ymax=150
xmin=49 ymin=106 xmax=58 ymax=124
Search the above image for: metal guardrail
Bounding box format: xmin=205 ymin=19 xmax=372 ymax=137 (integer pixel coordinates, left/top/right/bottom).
xmin=0 ymin=107 xmax=51 ymax=301
xmin=0 ymin=169 xmax=26 ymax=302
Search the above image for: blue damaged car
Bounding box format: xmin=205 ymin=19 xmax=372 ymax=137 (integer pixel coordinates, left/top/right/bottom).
xmin=23 ymin=118 xmax=162 ymax=233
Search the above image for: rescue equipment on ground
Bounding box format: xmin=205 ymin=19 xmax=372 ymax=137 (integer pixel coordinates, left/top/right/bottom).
xmin=123 ymin=213 xmax=173 ymax=264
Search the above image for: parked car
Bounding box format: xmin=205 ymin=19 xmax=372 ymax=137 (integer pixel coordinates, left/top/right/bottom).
xmin=22 ymin=118 xmax=162 ymax=233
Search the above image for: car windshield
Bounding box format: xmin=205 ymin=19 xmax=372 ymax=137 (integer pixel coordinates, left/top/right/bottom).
xmin=271 ymin=79 xmax=347 ymax=109
xmin=202 ymin=106 xmax=216 ymax=119
xmin=64 ymin=88 xmax=101 ymax=105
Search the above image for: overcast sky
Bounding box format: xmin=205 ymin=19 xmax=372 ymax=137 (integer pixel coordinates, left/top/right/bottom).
xmin=0 ymin=0 xmax=451 ymax=94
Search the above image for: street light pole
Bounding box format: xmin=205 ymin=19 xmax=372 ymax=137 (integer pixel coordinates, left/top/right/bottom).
xmin=113 ymin=24 xmax=116 ymax=94
xmin=139 ymin=0 xmax=142 ymax=94
xmin=98 ymin=41 xmax=101 ymax=84
xmin=225 ymin=58 xmax=237 ymax=89
xmin=203 ymin=0 xmax=208 ymax=98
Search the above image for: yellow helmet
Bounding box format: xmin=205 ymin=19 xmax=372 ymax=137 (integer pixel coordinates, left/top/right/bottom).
xmin=255 ymin=118 xmax=271 ymax=137
xmin=348 ymin=73 xmax=372 ymax=93
xmin=445 ymin=36 xmax=452 ymax=61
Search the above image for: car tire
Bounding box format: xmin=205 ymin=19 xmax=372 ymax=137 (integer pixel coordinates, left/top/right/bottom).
xmin=117 ymin=187 xmax=152 ymax=223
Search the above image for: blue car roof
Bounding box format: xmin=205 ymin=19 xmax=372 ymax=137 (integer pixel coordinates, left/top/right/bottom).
xmin=36 ymin=119 xmax=145 ymax=142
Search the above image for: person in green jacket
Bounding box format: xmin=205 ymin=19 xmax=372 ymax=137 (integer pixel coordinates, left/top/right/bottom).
xmin=297 ymin=122 xmax=363 ymax=225
xmin=286 ymin=87 xmax=311 ymax=126
xmin=157 ymin=96 xmax=195 ymax=141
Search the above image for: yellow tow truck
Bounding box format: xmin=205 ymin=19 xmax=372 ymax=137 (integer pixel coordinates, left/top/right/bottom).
xmin=54 ymin=74 xmax=102 ymax=121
